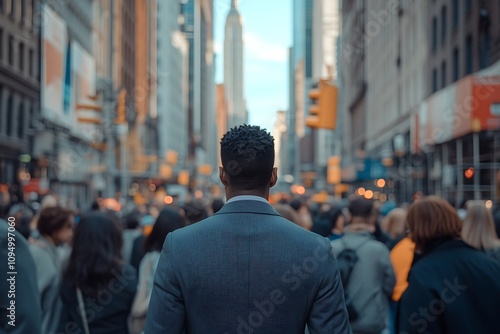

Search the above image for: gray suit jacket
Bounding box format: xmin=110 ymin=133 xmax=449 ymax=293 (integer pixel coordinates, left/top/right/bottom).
xmin=145 ymin=200 xmax=351 ymax=334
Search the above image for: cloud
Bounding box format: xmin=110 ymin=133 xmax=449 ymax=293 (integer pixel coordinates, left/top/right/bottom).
xmin=244 ymin=32 xmax=288 ymax=62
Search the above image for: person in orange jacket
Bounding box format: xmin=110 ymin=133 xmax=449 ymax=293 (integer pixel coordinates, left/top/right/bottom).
xmin=388 ymin=234 xmax=415 ymax=334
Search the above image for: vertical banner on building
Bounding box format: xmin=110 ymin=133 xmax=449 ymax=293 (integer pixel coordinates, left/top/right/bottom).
xmin=64 ymin=41 xmax=72 ymax=116
xmin=41 ymin=5 xmax=71 ymax=127
xmin=71 ymin=41 xmax=97 ymax=136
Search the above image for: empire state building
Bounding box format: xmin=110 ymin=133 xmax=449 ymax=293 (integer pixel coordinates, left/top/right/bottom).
xmin=224 ymin=0 xmax=246 ymax=129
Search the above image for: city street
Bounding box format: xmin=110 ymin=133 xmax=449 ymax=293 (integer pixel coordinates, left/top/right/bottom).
xmin=1 ymin=1 xmax=500 ymax=334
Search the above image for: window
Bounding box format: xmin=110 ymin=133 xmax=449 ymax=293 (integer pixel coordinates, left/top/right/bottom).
xmin=464 ymin=0 xmax=472 ymax=14
xmin=453 ymin=48 xmax=460 ymax=81
xmin=31 ymin=0 xmax=35 ymax=31
xmin=432 ymin=17 xmax=437 ymax=51
xmin=19 ymin=42 xmax=24 ymax=72
xmin=0 ymin=28 xmax=3 ymax=61
xmin=441 ymin=6 xmax=447 ymax=44
xmin=432 ymin=68 xmax=438 ymax=93
xmin=441 ymin=61 xmax=447 ymax=88
xmin=17 ymin=102 xmax=24 ymax=139
xmin=452 ymin=0 xmax=459 ymax=27
xmin=29 ymin=103 xmax=34 ymax=126
xmin=479 ymin=8 xmax=490 ymax=69
xmin=479 ymin=32 xmax=489 ymax=69
xmin=8 ymin=0 xmax=14 ymax=19
xmin=20 ymin=0 xmax=25 ymax=23
xmin=465 ymin=34 xmax=473 ymax=75
xmin=8 ymin=35 xmax=14 ymax=66
xmin=28 ymin=48 xmax=34 ymax=77
xmin=6 ymin=94 xmax=14 ymax=137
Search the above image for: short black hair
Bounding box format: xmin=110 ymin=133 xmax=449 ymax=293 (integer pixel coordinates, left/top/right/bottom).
xmin=290 ymin=199 xmax=303 ymax=211
xmin=182 ymin=201 xmax=208 ymax=224
xmin=320 ymin=207 xmax=344 ymax=230
xmin=220 ymin=124 xmax=275 ymax=191
xmin=37 ymin=206 xmax=73 ymax=237
xmin=348 ymin=198 xmax=374 ymax=218
xmin=123 ymin=211 xmax=140 ymax=230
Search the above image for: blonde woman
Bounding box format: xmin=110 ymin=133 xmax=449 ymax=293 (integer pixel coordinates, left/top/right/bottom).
xmin=462 ymin=200 xmax=500 ymax=262
xmin=381 ymin=208 xmax=407 ymax=249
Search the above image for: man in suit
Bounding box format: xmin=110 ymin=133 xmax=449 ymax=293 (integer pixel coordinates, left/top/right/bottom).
xmin=145 ymin=125 xmax=351 ymax=334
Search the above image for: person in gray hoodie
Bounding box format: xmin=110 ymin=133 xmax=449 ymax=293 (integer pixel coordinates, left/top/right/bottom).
xmin=332 ymin=197 xmax=396 ymax=334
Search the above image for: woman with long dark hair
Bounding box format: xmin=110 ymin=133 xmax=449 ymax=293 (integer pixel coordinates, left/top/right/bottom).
xmin=129 ymin=206 xmax=185 ymax=334
xmin=58 ymin=212 xmax=137 ymax=334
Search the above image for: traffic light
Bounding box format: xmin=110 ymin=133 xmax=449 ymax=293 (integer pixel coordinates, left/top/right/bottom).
xmin=306 ymin=79 xmax=338 ymax=130
xmin=115 ymin=89 xmax=127 ymax=124
xmin=327 ymin=156 xmax=341 ymax=185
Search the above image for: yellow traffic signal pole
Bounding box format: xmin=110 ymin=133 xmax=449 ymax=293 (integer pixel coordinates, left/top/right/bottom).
xmin=306 ymin=76 xmax=340 ymax=192
xmin=306 ymin=79 xmax=338 ymax=130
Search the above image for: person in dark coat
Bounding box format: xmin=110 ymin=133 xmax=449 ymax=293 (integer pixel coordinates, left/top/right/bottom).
xmin=58 ymin=212 xmax=137 ymax=333
xmin=397 ymin=196 xmax=500 ymax=334
xmin=0 ymin=219 xmax=42 ymax=333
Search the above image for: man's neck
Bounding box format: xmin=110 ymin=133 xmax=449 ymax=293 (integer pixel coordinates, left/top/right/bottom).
xmin=226 ymin=189 xmax=269 ymax=201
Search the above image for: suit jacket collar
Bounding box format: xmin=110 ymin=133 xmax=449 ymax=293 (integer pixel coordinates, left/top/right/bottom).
xmin=216 ymin=200 xmax=281 ymax=217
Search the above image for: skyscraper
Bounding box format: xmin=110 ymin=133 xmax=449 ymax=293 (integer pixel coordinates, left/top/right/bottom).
xmin=182 ymin=0 xmax=217 ymax=184
xmin=157 ymin=0 xmax=189 ymax=171
xmin=224 ymin=0 xmax=246 ymax=129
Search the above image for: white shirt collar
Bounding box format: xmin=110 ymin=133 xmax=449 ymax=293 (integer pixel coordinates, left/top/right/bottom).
xmin=226 ymin=195 xmax=269 ymax=204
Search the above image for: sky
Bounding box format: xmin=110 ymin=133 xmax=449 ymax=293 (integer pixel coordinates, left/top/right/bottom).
xmin=213 ymin=0 xmax=292 ymax=131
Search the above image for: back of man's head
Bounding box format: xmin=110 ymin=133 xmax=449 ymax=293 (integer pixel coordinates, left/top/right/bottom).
xmin=348 ymin=198 xmax=374 ymax=219
xmin=220 ymin=125 xmax=275 ymax=192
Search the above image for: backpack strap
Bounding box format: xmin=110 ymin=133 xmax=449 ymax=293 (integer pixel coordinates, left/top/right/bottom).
xmin=338 ymin=237 xmax=372 ymax=288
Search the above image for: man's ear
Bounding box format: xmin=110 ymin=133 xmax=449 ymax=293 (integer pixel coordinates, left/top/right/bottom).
xmin=219 ymin=167 xmax=229 ymax=187
xmin=270 ymin=167 xmax=278 ymax=188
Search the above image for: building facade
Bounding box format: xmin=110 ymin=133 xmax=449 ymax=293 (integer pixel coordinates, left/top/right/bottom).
xmin=0 ymin=0 xmax=40 ymax=204
xmin=157 ymin=0 xmax=189 ymax=177
xmin=182 ymin=0 xmax=217 ymax=188
xmin=36 ymin=0 xmax=98 ymax=208
xmin=312 ymin=0 xmax=341 ymax=190
xmin=287 ymin=0 xmax=315 ymax=186
xmin=216 ymin=84 xmax=228 ymax=167
xmin=224 ymin=0 xmax=245 ymax=130
xmin=339 ymin=0 xmax=367 ymax=182
xmin=414 ymin=0 xmax=500 ymax=204
xmin=340 ymin=0 xmax=500 ymax=204
xmin=273 ymin=110 xmax=288 ymax=177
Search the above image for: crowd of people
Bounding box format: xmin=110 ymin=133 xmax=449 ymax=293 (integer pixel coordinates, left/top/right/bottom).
xmin=1 ymin=125 xmax=500 ymax=333
xmin=0 ymin=195 xmax=223 ymax=334
xmin=3 ymin=192 xmax=500 ymax=334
